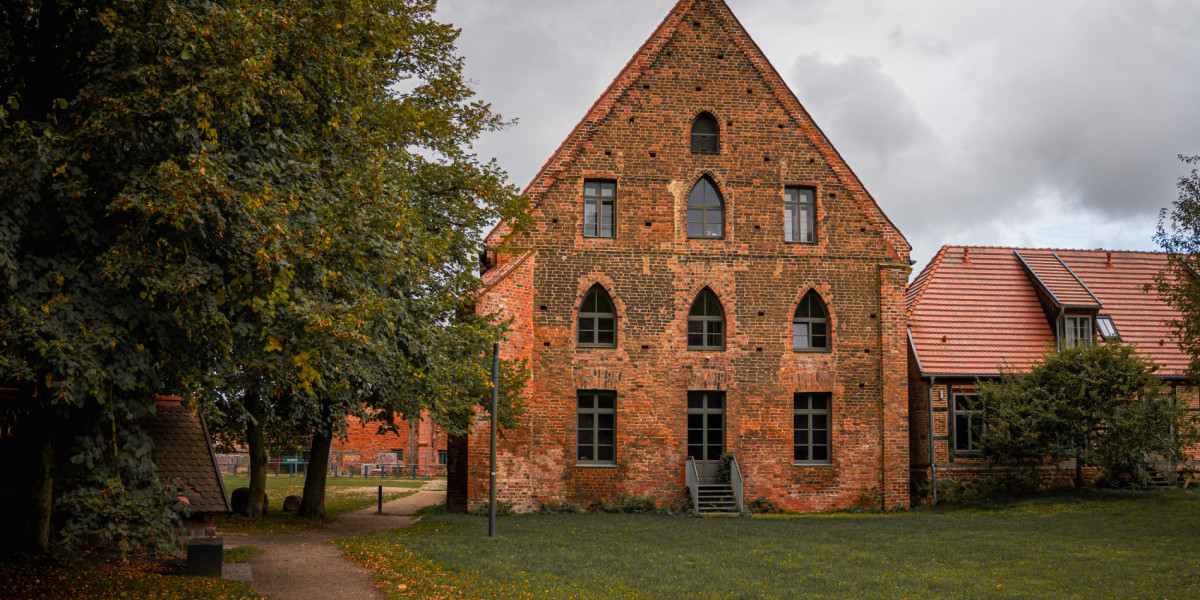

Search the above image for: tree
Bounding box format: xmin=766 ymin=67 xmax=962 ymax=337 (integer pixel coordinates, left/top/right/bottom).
xmin=1 ymin=0 xmax=527 ymax=552
xmin=1154 ymin=155 xmax=1200 ymax=376
xmin=979 ymin=342 xmax=1193 ymax=487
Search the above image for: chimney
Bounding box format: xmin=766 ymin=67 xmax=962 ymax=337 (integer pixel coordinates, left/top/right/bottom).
xmin=962 ymin=247 xmax=970 ymax=264
xmin=1106 ymin=251 xmax=1113 ymax=268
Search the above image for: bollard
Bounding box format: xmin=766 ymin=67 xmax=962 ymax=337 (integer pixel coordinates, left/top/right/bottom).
xmin=377 ymin=485 xmax=383 ymax=514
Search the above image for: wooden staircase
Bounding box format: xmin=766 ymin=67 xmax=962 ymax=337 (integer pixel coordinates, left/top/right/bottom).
xmin=695 ymin=484 xmax=739 ymax=515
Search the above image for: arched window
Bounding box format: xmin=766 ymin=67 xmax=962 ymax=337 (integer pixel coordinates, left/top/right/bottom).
xmin=793 ymin=290 xmax=829 ymax=351
xmin=578 ymin=285 xmax=616 ymax=348
xmin=687 ymin=177 xmax=724 ymax=239
xmin=691 ymin=113 xmax=719 ymax=154
xmin=688 ymin=288 xmax=725 ymax=350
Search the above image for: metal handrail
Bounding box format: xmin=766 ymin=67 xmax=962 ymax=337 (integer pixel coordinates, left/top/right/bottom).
xmin=685 ymin=456 xmax=700 ymax=515
xmin=730 ymin=455 xmax=744 ymax=513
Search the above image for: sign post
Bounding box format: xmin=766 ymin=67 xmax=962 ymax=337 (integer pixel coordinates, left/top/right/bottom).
xmin=489 ymin=342 xmax=499 ymax=538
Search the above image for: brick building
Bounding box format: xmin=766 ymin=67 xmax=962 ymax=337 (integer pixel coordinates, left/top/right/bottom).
xmin=328 ymin=414 xmax=448 ymax=478
xmin=907 ymin=246 xmax=1198 ymax=494
xmin=457 ymin=0 xmax=912 ymax=513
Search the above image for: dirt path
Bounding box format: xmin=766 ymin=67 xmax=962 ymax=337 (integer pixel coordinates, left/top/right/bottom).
xmin=230 ymin=480 xmax=446 ymax=600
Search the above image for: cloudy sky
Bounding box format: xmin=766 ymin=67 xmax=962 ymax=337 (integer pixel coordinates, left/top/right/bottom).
xmin=436 ymin=0 xmax=1200 ymax=271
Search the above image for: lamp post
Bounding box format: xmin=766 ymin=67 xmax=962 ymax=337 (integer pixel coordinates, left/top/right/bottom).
xmin=489 ymin=342 xmax=499 ymax=537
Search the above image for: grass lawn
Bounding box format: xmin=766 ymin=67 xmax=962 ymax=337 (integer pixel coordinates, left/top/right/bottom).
xmin=339 ymin=489 xmax=1200 ymax=600
xmin=0 ymin=554 xmax=261 ymax=600
xmin=217 ymin=474 xmax=427 ymax=534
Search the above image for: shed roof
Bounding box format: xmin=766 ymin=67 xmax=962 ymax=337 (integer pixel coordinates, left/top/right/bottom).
xmin=143 ymin=397 xmax=230 ymax=514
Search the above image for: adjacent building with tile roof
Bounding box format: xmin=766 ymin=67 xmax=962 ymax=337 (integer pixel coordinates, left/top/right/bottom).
xmin=907 ymin=246 xmax=1196 ymax=494
xmin=455 ymin=0 xmax=912 ymax=513
xmin=143 ymin=396 xmax=230 ymax=519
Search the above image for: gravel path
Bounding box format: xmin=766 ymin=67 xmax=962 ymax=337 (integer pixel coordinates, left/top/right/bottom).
xmin=229 ymin=481 xmax=446 ymax=600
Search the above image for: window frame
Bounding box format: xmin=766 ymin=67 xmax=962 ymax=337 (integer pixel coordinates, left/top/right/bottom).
xmin=583 ymin=179 xmax=616 ymax=239
xmin=952 ymin=393 xmax=985 ymax=456
xmin=690 ymin=113 xmax=720 ymax=154
xmin=793 ymin=392 xmax=832 ymax=465
xmin=784 ymin=186 xmax=816 ymax=244
xmin=1096 ymin=314 xmax=1120 ymax=341
xmin=576 ymin=390 xmax=617 ymax=466
xmin=687 ymin=289 xmax=726 ymax=351
xmin=437 ymin=450 xmax=448 ymax=465
xmin=577 ymin=285 xmax=617 ymax=349
xmin=792 ymin=290 xmax=830 ymax=352
xmin=1064 ymin=315 xmax=1093 ymax=349
xmin=686 ymin=177 xmax=725 ymax=240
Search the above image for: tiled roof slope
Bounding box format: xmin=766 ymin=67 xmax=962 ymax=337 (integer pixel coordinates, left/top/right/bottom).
xmin=909 ymin=246 xmax=1186 ymax=378
xmin=484 ymin=0 xmax=910 ymax=261
xmin=1015 ymin=250 xmax=1100 ymax=308
xmin=144 ymin=397 xmax=230 ymax=514
xmin=1055 ymin=249 xmax=1187 ymax=376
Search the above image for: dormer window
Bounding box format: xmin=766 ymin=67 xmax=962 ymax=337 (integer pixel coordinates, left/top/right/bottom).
xmin=691 ymin=113 xmax=719 ymax=154
xmin=1064 ymin=315 xmax=1093 ymax=349
xmin=1096 ymin=315 xmax=1120 ymax=341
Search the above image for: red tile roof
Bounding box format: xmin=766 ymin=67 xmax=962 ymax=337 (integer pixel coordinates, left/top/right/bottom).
xmin=143 ymin=397 xmax=230 ymax=514
xmin=908 ymin=246 xmax=1186 ymax=378
xmin=1015 ymin=250 xmax=1100 ymax=308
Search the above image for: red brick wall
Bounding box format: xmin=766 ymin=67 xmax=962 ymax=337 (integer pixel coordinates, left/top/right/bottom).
xmin=330 ymin=414 xmax=447 ymax=477
xmin=469 ymin=0 xmax=910 ymax=512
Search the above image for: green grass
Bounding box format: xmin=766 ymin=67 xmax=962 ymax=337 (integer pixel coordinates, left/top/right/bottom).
xmin=339 ymin=489 xmax=1200 ymax=600
xmin=223 ymin=546 xmax=264 ymax=563
xmin=0 ymin=554 xmax=262 ymax=599
xmin=216 ymin=474 xmax=425 ymax=534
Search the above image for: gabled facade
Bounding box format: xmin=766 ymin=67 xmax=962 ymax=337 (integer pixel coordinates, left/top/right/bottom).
xmin=907 ymin=246 xmax=1197 ymax=491
xmin=461 ymin=0 xmax=912 ymax=512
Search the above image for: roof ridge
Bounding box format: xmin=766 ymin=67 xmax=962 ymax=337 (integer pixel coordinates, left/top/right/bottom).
xmin=486 ymin=0 xmax=911 ymax=262
xmin=484 ymin=0 xmax=695 ymax=247
xmin=906 ymin=245 xmax=949 ymax=317
xmin=942 ymin=244 xmax=1165 ymax=256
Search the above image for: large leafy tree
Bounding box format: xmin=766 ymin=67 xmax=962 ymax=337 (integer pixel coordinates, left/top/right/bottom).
xmin=1 ymin=0 xmax=527 ymax=553
xmin=1154 ymin=155 xmax=1200 ymax=376
xmin=979 ymin=343 xmax=1193 ymax=487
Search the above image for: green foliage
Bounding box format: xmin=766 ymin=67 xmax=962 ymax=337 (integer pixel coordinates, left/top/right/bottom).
xmin=339 ymin=491 xmax=1200 ymax=600
xmin=714 ymin=452 xmax=734 ymax=485
xmin=539 ymin=501 xmax=582 ymax=514
xmin=588 ymin=494 xmax=659 ymax=514
xmin=934 ymin=470 xmax=1047 ymax=505
xmin=1 ymin=0 xmax=528 ymax=550
xmin=979 ymin=342 xmax=1196 ymax=485
xmin=1153 ymin=154 xmax=1200 ymax=376
xmin=747 ymin=496 xmax=782 ymax=514
xmin=468 ymin=500 xmax=514 ymax=517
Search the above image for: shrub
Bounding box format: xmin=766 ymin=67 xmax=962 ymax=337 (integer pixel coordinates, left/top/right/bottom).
xmin=539 ymin=501 xmax=582 ymax=514
xmin=748 ymin=496 xmax=781 ymax=514
xmin=468 ymin=500 xmax=515 ymax=516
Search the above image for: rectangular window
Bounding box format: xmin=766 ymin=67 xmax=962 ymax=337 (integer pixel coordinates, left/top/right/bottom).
xmin=953 ymin=394 xmax=984 ymax=455
xmin=583 ymin=180 xmax=616 ymax=238
xmin=437 ymin=450 xmax=448 ymax=465
xmin=1064 ymin=315 xmax=1093 ymax=349
xmin=793 ymin=393 xmax=831 ymax=464
xmin=1096 ymin=315 xmax=1119 ymax=341
xmin=784 ymin=187 xmax=815 ymax=243
xmin=577 ymin=390 xmax=616 ymax=465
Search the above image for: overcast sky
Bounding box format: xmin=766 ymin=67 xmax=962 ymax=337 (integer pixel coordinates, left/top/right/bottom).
xmin=436 ymin=0 xmax=1200 ymax=271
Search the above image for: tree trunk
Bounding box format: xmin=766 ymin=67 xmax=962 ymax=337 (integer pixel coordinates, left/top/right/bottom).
xmin=299 ymin=426 xmax=331 ymax=518
xmin=245 ymin=392 xmax=268 ymax=518
xmin=1074 ymin=455 xmax=1084 ymax=488
xmin=24 ymin=430 xmax=54 ymax=554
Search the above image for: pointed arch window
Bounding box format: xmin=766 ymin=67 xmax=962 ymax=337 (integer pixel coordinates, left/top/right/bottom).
xmin=688 ymin=288 xmax=725 ymax=350
xmin=691 ymin=113 xmax=719 ymax=154
xmin=687 ymin=177 xmax=724 ymax=239
xmin=578 ymin=285 xmax=617 ymax=348
xmin=793 ymin=291 xmax=829 ymax=351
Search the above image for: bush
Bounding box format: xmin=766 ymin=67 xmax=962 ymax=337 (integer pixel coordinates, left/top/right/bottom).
xmin=747 ymin=496 xmax=781 ymax=514
xmin=539 ymin=501 xmax=582 ymax=514
xmin=714 ymin=453 xmax=735 ymax=485
xmin=468 ymin=500 xmax=515 ymax=516
xmin=934 ymin=470 xmax=1047 ymax=504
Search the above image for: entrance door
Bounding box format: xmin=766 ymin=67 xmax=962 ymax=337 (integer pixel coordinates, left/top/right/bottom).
xmin=687 ymin=391 xmax=725 ymax=484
